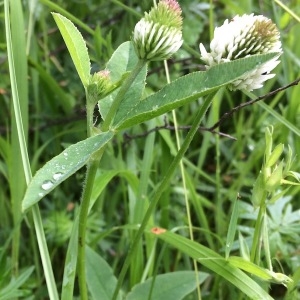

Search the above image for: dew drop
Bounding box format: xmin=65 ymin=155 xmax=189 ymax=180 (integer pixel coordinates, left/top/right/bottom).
xmin=41 ymin=180 xmax=54 ymax=191
xmin=38 ymin=192 xmax=44 ymax=197
xmin=63 ymin=152 xmax=68 ymax=157
xmin=53 ymin=172 xmax=63 ymax=181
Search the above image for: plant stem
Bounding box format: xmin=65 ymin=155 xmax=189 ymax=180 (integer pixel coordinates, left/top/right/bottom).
xmin=250 ymin=201 xmax=267 ymax=264
xmin=101 ymin=59 xmax=146 ymax=131
xmin=112 ymin=92 xmax=216 ymax=300
xmin=77 ymin=158 xmax=102 ymax=300
xmin=262 ymin=213 xmax=272 ymax=271
xmin=86 ymin=95 xmax=95 ymax=137
xmin=77 ymin=57 xmax=146 ymax=299
xmin=111 ymin=0 xmax=142 ymax=17
xmin=78 ymin=89 xmax=105 ymax=298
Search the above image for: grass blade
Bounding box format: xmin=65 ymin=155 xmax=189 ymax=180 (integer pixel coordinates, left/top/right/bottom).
xmin=151 ymin=228 xmax=273 ymax=300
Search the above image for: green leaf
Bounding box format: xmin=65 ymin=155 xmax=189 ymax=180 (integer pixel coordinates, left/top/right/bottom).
xmin=28 ymin=57 xmax=74 ymax=113
xmin=98 ymin=41 xmax=147 ymax=120
xmin=90 ymin=169 xmax=139 ymax=210
xmin=259 ymin=102 xmax=300 ymax=137
xmin=113 ymin=53 xmax=278 ymax=130
xmin=238 ymin=231 xmax=250 ymax=261
xmin=283 ymin=145 xmax=293 ymax=176
xmin=0 ymin=266 xmax=34 ymax=300
xmin=266 ymin=161 xmax=283 ymax=192
xmin=265 ymin=126 xmax=273 ymax=160
xmin=285 ymin=171 xmax=300 ymax=182
xmin=251 ymin=172 xmax=265 ymax=208
xmin=225 ymin=198 xmax=239 ymax=259
xmin=228 ymin=256 xmax=273 ymax=281
xmin=266 ymin=143 xmax=284 ymax=168
xmin=52 ymin=13 xmax=90 ymax=87
xmin=151 ymin=229 xmax=273 ymax=300
xmin=61 ymin=216 xmax=79 ymax=300
xmin=229 ymin=257 xmax=293 ymax=286
xmin=126 ymin=271 xmax=209 ymax=300
xmin=22 ymin=132 xmax=114 ymax=211
xmin=61 ymin=171 xmax=137 ymax=299
xmin=86 ymin=246 xmax=121 ymax=300
xmin=286 ymin=266 xmax=300 ymax=297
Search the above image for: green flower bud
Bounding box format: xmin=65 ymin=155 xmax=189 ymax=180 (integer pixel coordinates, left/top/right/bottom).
xmin=88 ymin=70 xmax=112 ymax=100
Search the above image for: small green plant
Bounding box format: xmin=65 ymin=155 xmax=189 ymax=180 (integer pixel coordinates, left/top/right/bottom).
xmin=250 ymin=126 xmax=300 ymax=266
xmin=223 ymin=126 xmax=300 ymax=293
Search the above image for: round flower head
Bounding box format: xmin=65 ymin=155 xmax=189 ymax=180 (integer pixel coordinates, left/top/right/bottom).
xmin=200 ymin=14 xmax=282 ymax=91
xmin=132 ymin=0 xmax=183 ymax=61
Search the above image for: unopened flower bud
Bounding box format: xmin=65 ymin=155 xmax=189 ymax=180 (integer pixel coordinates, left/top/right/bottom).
xmin=132 ymin=0 xmax=183 ymax=61
xmin=88 ymin=70 xmax=112 ymax=100
xmin=200 ymin=14 xmax=282 ymax=91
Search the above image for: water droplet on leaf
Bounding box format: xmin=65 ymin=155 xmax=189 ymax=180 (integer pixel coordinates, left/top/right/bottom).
xmin=41 ymin=180 xmax=54 ymax=191
xmin=53 ymin=172 xmax=63 ymax=181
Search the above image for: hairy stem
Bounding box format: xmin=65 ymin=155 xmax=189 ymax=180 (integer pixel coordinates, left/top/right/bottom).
xmin=77 ymin=157 xmax=102 ymax=300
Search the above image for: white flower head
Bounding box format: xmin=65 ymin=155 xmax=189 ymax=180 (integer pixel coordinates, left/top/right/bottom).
xmin=200 ymin=14 xmax=282 ymax=91
xmin=132 ymin=0 xmax=183 ymax=61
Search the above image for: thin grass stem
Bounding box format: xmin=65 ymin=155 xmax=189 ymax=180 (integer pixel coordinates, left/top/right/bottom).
xmin=39 ymin=0 xmax=95 ymax=35
xmin=165 ymin=59 xmax=202 ymax=299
